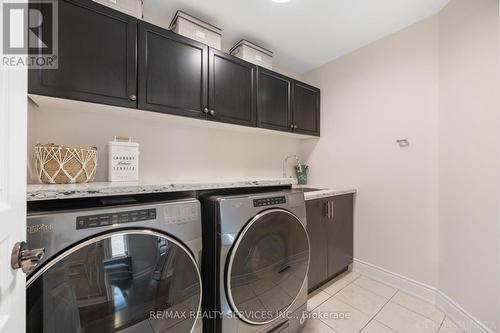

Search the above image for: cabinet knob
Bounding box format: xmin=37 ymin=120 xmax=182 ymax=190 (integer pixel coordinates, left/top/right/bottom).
xmin=294 ymin=125 xmax=298 ymax=129
xmin=290 ymin=124 xmax=294 ymax=129
xmin=203 ymin=107 xmax=209 ymax=114
xmin=209 ymin=109 xmax=215 ymax=116
xmin=129 ymin=94 xmax=136 ymax=101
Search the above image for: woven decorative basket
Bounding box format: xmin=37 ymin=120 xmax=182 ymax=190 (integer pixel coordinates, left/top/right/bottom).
xmin=34 ymin=144 xmax=98 ymax=184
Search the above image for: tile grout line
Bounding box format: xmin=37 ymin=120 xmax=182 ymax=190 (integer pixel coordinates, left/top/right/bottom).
xmin=308 ymin=291 xmax=331 ymax=313
xmin=322 ymin=278 xmax=354 ymax=296
xmin=356 ymin=288 xmax=399 ymax=333
xmin=313 ymin=275 xmax=361 ymax=331
xmin=389 ymin=291 xmax=445 ymax=327
xmin=310 ymin=275 xmax=357 ymax=312
xmin=315 ymin=273 xmax=393 ymax=332
xmin=437 ymin=315 xmax=446 ymax=333
xmin=316 ymin=294 xmax=385 ymax=332
xmin=312 ymin=274 xmax=448 ymax=333
xmin=352 ymin=277 xmax=398 ymax=299
xmin=375 ymin=320 xmax=400 ymax=333
xmin=350 ymin=279 xmax=398 ymax=300
xmin=325 ymin=279 xmax=394 ymax=322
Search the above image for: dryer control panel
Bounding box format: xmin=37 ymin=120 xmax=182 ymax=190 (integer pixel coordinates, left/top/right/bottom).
xmin=76 ymin=208 xmax=156 ymax=229
xmin=253 ymin=196 xmax=286 ymax=207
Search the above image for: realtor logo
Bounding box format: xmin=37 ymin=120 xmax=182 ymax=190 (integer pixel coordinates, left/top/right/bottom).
xmin=1 ymin=0 xmax=58 ymax=68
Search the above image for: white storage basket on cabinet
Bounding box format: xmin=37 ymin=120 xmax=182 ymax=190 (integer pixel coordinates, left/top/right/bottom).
xmin=108 ymin=137 xmax=139 ymax=182
xmin=169 ymin=10 xmax=222 ymax=50
xmin=230 ymin=40 xmax=273 ymax=69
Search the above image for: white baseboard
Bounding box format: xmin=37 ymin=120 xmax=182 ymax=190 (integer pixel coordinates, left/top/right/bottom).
xmin=352 ymin=258 xmax=436 ymax=303
xmin=435 ymin=290 xmax=495 ymax=333
xmin=352 ymin=259 xmax=495 ymax=333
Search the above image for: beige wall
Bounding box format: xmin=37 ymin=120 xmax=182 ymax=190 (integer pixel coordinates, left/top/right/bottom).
xmin=438 ymin=0 xmax=500 ymax=330
xmin=301 ymin=16 xmax=440 ymax=287
xmin=27 ymin=100 xmax=302 ymax=183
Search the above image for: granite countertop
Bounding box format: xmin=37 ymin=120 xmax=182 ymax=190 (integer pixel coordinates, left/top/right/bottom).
xmin=302 ymin=188 xmax=357 ymax=201
xmin=26 ymin=178 xmax=298 ymax=201
xmin=27 ymin=178 xmax=356 ymax=202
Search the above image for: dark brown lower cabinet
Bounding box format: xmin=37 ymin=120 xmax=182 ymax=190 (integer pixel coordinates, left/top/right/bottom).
xmin=306 ymin=193 xmax=354 ymax=293
xmin=306 ymin=198 xmax=328 ymax=291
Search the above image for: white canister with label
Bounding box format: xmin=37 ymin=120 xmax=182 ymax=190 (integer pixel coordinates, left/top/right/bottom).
xmin=108 ymin=136 xmax=139 ymax=182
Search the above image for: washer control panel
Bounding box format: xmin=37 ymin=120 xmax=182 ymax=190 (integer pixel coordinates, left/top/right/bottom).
xmin=163 ymin=202 xmax=199 ymax=224
xmin=253 ymin=196 xmax=286 ymax=207
xmin=76 ymin=208 xmax=156 ymax=230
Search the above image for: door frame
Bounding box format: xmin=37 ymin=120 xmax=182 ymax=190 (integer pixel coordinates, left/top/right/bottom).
xmin=0 ymin=65 xmax=28 ymax=332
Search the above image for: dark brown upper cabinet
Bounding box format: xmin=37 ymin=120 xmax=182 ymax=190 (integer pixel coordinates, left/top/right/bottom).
xmin=257 ymin=68 xmax=320 ymax=136
xmin=27 ymin=0 xmax=320 ymax=136
xmin=28 ymin=0 xmax=138 ymax=108
xmin=138 ymin=21 xmax=208 ymax=119
xmin=293 ymin=81 xmax=320 ymax=136
xmin=257 ymin=68 xmax=293 ymax=132
xmin=208 ymin=49 xmax=257 ymax=127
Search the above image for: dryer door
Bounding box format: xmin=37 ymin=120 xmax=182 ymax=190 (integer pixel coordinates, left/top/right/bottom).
xmin=226 ymin=209 xmax=310 ymax=325
xmin=26 ymin=230 xmax=201 ymax=333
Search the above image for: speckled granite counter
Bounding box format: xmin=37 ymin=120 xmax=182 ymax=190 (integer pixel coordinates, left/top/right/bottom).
xmin=302 ymin=188 xmax=356 ymax=201
xmin=27 ymin=178 xmax=297 ymax=201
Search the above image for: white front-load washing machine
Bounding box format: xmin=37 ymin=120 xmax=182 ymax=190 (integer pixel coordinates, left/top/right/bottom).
xmin=26 ymin=193 xmax=203 ymax=333
xmin=200 ymin=189 xmax=310 ymax=333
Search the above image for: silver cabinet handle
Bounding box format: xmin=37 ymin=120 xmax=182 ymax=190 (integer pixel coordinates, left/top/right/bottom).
xmin=129 ymin=94 xmax=137 ymax=101
xmin=290 ymin=124 xmax=294 ymax=129
xmin=203 ymin=107 xmax=209 ymax=114
xmin=294 ymin=125 xmax=298 ymax=129
xmin=330 ymin=201 xmax=334 ymax=221
xmin=209 ymin=109 xmax=215 ymax=116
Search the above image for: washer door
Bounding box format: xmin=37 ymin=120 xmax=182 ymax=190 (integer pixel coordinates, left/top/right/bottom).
xmin=27 ymin=230 xmax=201 ymax=333
xmin=226 ymin=209 xmax=310 ymax=325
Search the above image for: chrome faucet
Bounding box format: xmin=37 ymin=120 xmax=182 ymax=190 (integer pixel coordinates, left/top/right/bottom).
xmin=283 ymin=155 xmax=302 ymax=178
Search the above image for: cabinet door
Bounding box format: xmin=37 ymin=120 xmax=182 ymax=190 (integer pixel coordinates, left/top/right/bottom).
xmin=292 ymin=81 xmax=320 ymax=136
xmin=138 ymin=21 xmax=208 ymax=119
xmin=326 ymin=194 xmax=354 ymax=277
xmin=306 ymin=199 xmax=329 ymax=292
xmin=257 ymin=68 xmax=292 ymax=132
xmin=28 ymin=0 xmax=137 ymax=108
xmin=208 ymin=49 xmax=256 ymax=127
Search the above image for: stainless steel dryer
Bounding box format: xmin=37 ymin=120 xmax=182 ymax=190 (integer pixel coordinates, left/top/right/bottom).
xmin=200 ymin=190 xmax=309 ymax=333
xmin=26 ymin=193 xmax=203 ymax=333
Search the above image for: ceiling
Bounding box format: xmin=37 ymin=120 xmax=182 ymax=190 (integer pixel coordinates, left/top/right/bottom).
xmin=143 ymin=0 xmax=450 ymax=73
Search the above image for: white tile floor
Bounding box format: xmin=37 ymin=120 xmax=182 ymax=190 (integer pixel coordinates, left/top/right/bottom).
xmin=302 ymin=272 xmax=464 ymax=333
